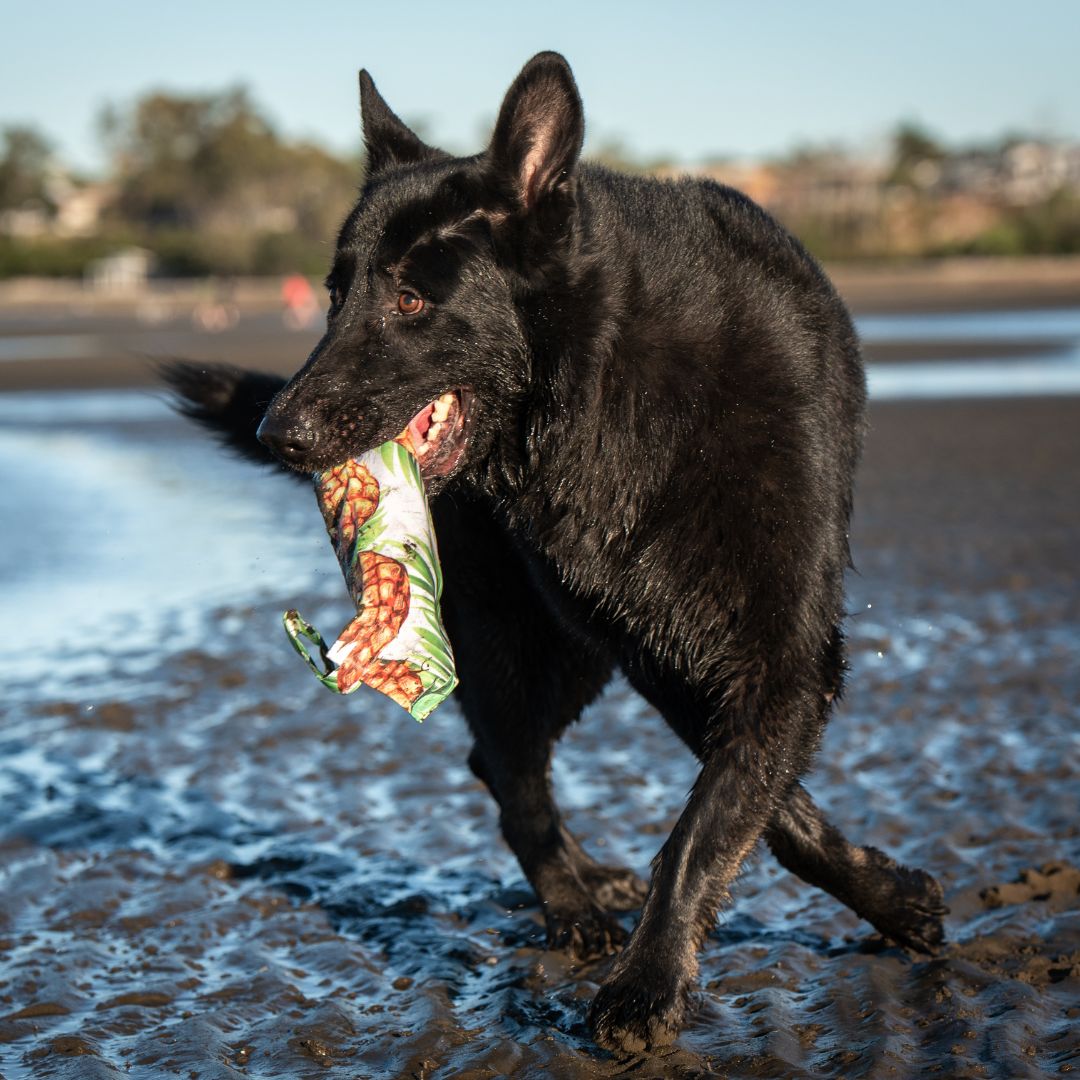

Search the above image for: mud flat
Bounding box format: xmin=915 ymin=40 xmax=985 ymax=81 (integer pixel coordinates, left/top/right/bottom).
xmin=0 ymin=347 xmax=1078 ymax=1071
xmin=831 ymin=256 xmax=1080 ymax=313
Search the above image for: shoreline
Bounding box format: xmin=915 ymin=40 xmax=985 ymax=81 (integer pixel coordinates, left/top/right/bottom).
xmin=0 ymin=258 xmax=1077 ymax=392
xmin=828 ymin=255 xmax=1080 ymax=313
xmin=0 ymin=255 xmax=1078 ymax=314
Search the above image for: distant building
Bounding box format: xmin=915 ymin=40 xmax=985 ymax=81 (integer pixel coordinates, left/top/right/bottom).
xmin=0 ymin=203 xmax=50 ymax=237
xmin=0 ymin=171 xmax=114 ymax=239
xmin=85 ymin=247 xmax=155 ymax=291
xmin=51 ymin=180 xmax=114 ymax=237
xmin=936 ymin=140 xmax=1080 ymax=205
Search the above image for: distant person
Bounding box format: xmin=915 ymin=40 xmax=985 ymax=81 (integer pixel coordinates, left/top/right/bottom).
xmin=281 ymin=273 xmax=319 ymax=329
xmin=192 ymin=276 xmax=239 ymax=333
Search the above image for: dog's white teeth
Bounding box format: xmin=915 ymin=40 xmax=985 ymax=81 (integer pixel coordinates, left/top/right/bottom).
xmin=428 ymin=420 xmax=445 ymax=443
xmin=432 ymin=395 xmax=453 ymax=423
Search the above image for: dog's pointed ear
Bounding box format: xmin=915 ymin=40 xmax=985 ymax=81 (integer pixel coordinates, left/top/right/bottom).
xmin=487 ymin=52 xmax=584 ymax=211
xmin=360 ymin=70 xmax=445 ymax=175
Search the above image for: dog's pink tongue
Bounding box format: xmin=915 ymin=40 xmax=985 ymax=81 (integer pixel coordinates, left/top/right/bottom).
xmin=405 ymin=403 xmax=435 ymax=455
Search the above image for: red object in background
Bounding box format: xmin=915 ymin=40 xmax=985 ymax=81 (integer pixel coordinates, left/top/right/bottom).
xmin=281 ymin=273 xmax=319 ymax=328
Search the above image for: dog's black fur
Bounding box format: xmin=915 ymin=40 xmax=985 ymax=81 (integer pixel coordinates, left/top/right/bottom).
xmin=164 ymin=53 xmax=946 ymax=1053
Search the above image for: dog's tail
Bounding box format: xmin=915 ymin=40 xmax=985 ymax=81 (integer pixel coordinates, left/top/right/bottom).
xmin=159 ymin=360 xmax=298 ymax=476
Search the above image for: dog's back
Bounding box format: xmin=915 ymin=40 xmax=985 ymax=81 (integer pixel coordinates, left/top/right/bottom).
xmin=492 ymin=163 xmax=866 ymax=706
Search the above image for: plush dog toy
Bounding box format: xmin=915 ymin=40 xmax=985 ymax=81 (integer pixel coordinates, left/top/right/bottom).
xmin=283 ymin=434 xmax=457 ymax=721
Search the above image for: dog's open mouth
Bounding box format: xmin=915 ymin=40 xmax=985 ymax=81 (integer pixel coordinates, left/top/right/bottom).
xmin=402 ymin=389 xmax=471 ymax=480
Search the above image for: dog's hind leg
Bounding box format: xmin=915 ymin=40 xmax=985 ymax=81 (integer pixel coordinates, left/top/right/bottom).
xmin=765 ymin=782 xmax=946 ymax=954
xmin=434 ymin=496 xmax=644 ymax=959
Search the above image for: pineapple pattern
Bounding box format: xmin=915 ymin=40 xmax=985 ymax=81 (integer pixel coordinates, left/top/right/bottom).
xmin=283 ymin=440 xmax=458 ymax=721
xmin=318 ymin=460 xmax=380 ymax=552
xmin=334 ymin=553 xmax=421 ymax=704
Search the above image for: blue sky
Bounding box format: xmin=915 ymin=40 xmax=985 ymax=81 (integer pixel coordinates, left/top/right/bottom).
xmin=3 ymin=0 xmax=1079 ymax=171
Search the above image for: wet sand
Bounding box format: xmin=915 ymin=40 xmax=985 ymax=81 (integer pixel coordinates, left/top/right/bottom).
xmin=1 ymin=292 xmax=1079 ymax=1076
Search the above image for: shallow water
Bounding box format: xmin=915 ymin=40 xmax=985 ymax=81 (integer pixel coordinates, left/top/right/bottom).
xmin=1 ymin=351 xmax=1078 ymax=1075
xmin=866 ymin=352 xmax=1080 ymax=398
xmin=6 ymin=307 xmax=1080 ymax=400
xmin=856 ymin=306 xmax=1080 ymax=343
xmin=859 ymin=307 xmax=1080 ymax=398
xmin=0 ymin=394 xmax=335 ymax=700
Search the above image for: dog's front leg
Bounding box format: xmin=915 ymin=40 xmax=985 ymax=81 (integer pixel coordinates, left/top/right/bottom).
xmin=467 ymin=738 xmax=630 ymax=959
xmin=434 ymin=496 xmax=642 ymax=959
xmin=588 ymin=684 xmax=816 ymax=1054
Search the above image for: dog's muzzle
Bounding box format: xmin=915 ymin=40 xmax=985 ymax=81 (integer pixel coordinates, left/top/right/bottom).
xmin=257 ymin=411 xmax=319 ymax=466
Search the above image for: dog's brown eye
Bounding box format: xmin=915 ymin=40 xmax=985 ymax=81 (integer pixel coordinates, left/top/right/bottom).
xmin=397 ymin=291 xmax=424 ymax=315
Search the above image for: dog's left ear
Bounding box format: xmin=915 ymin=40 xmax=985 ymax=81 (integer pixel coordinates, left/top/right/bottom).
xmin=487 ymin=52 xmax=584 ymax=212
xmin=360 ymin=70 xmax=446 ymax=175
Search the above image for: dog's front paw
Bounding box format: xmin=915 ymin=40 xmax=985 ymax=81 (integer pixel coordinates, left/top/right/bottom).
xmin=545 ymin=902 xmax=626 ymax=962
xmin=588 ymin=959 xmax=689 ymax=1054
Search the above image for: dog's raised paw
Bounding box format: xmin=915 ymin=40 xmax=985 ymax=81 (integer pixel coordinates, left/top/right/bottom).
xmin=863 ymin=863 xmax=948 ymax=955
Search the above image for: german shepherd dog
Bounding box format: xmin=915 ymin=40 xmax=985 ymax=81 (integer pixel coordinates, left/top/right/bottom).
xmin=165 ymin=52 xmax=946 ymax=1053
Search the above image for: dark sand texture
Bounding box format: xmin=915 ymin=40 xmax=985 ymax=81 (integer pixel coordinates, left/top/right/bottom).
xmin=0 ymin=275 xmax=1078 ymax=1077
xmin=0 ymin=394 xmax=1076 ymax=1078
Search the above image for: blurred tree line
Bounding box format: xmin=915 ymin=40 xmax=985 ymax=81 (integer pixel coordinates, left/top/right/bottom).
xmin=0 ymin=126 xmax=54 ymax=210
xmin=0 ymin=87 xmax=360 ymax=277
xmin=2 ymin=90 xmax=1080 ymax=277
xmin=746 ymin=121 xmax=1080 ymax=261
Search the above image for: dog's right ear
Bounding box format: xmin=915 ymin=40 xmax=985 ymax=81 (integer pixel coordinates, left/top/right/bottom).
xmin=486 ymin=52 xmax=585 ymax=212
xmin=360 ymin=70 xmax=445 ymax=175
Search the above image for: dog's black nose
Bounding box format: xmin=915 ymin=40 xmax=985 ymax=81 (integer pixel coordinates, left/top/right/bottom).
xmin=257 ymin=412 xmax=318 ymax=464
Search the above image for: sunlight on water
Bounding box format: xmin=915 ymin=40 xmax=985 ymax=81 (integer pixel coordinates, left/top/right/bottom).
xmin=0 ymin=392 xmax=336 ymax=697
xmin=867 ymin=351 xmax=1080 ymax=398
xmin=856 ymin=307 xmax=1080 ymax=398
xmin=856 ymin=307 xmax=1080 ymax=342
xmin=0 ymin=388 xmax=168 ymax=423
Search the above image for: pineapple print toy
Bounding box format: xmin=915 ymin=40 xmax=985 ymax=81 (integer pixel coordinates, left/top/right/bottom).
xmin=283 ymin=436 xmax=458 ymax=722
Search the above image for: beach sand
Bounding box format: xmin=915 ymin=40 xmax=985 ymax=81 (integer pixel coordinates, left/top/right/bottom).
xmin=0 ymin=270 xmax=1077 ymax=1076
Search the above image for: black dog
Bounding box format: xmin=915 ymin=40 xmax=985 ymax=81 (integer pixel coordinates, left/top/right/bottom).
xmin=165 ymin=52 xmax=946 ymax=1053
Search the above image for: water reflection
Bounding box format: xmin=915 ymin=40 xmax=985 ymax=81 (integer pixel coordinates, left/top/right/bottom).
xmin=0 ymin=394 xmax=335 ymax=697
